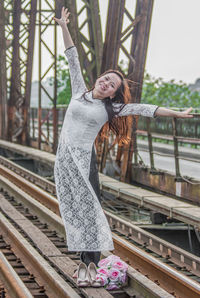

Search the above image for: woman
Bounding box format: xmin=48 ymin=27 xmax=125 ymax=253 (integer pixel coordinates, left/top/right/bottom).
xmin=54 ymin=8 xmax=192 ymax=286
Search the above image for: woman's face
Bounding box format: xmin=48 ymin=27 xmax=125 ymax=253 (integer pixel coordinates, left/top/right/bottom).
xmin=93 ymin=72 xmax=122 ymax=99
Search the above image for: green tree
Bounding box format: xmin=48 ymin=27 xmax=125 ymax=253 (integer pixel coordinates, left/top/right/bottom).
xmin=142 ymin=73 xmax=200 ymax=109
xmin=49 ymin=55 xmax=71 ymax=105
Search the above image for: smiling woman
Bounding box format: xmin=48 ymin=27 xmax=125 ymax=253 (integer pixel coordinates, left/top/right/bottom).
xmin=53 ymin=7 xmax=193 ymax=288
xmin=93 ymin=72 xmax=122 ymax=98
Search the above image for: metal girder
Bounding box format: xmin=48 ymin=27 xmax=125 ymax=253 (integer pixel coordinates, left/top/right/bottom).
xmin=2 ymin=0 xmax=153 ymax=176
xmin=66 ymin=0 xmax=103 ymax=85
xmin=126 ymin=0 xmax=154 ymax=182
xmin=37 ymin=0 xmax=58 ymax=153
xmin=0 ymin=3 xmax=7 ymax=139
xmin=98 ymin=0 xmax=154 ymax=182
xmin=6 ymin=0 xmax=37 ymax=144
xmin=101 ymin=0 xmax=125 ymax=72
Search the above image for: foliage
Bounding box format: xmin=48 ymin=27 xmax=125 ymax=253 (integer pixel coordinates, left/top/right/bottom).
xmin=142 ymin=73 xmax=200 ymax=108
xmin=49 ymin=54 xmax=200 ymax=109
xmin=49 ymin=55 xmax=71 ymax=105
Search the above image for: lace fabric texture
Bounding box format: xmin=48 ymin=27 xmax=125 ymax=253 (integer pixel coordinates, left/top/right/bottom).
xmin=54 ymin=46 xmax=158 ymax=251
xmin=54 ymin=144 xmax=114 ymax=251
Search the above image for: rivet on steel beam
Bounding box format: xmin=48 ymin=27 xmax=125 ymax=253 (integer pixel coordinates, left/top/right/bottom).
xmin=159 ymin=244 xmax=163 ymax=252
xmin=167 ymin=248 xmax=172 ymax=257
xmin=180 ymin=255 xmax=184 ymax=263
xmin=192 ymin=261 xmax=196 ymax=270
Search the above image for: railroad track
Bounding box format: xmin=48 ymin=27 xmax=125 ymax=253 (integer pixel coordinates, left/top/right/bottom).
xmin=0 ymin=156 xmax=200 ymax=297
xmin=0 ymin=175 xmax=169 ymax=297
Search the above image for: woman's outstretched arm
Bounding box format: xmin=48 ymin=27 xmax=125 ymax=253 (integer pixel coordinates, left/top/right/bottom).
xmin=54 ymin=7 xmax=74 ymax=49
xmin=155 ymin=107 xmax=193 ymax=118
xmin=113 ymin=103 xmax=193 ymax=119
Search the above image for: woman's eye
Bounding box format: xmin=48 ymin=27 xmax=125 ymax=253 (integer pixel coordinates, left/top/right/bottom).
xmin=105 ymin=77 xmax=108 ymax=80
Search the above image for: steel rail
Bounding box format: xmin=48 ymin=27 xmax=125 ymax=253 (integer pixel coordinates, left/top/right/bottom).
xmin=0 ymin=250 xmax=33 ymax=298
xmin=0 ymin=166 xmax=200 ymax=297
xmin=113 ymin=234 xmax=200 ymax=298
xmin=0 ymin=158 xmax=200 ymax=280
xmin=0 ymin=179 xmax=170 ymax=298
xmin=0 ymin=211 xmax=81 ymax=298
xmin=1 ymin=158 xmax=200 ymax=277
xmin=0 ymin=174 xmax=172 ymax=298
xmin=1 ymin=155 xmax=200 ymax=229
xmin=105 ymin=212 xmax=200 ymax=278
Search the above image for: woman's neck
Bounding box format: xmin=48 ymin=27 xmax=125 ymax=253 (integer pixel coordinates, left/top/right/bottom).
xmin=92 ymin=89 xmax=104 ymax=100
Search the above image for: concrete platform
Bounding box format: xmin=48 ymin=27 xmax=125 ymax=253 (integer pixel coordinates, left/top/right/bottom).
xmin=0 ymin=139 xmax=199 ymax=229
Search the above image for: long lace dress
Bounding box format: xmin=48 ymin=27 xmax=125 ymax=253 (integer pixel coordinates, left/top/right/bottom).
xmin=54 ymin=46 xmax=158 ymax=252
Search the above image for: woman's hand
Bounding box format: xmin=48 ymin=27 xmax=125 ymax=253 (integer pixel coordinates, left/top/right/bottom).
xmin=176 ymin=107 xmax=193 ymax=118
xmin=155 ymin=107 xmax=193 ymax=118
xmin=53 ymin=7 xmax=70 ymax=27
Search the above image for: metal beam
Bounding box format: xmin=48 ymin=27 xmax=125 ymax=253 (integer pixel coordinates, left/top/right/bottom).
xmin=0 ymin=2 xmax=7 ymax=139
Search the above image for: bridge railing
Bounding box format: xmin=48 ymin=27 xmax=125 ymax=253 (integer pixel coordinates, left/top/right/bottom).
xmin=135 ymin=112 xmax=200 ymax=180
xmin=29 ymin=107 xmax=200 ymax=180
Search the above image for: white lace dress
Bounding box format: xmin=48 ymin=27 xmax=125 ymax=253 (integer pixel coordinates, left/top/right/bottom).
xmin=54 ymin=46 xmax=158 ymax=252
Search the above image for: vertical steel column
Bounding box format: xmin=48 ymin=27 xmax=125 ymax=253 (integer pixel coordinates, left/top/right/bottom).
xmin=172 ymin=117 xmax=181 ymax=179
xmin=38 ymin=0 xmax=42 ymax=150
xmin=6 ymin=0 xmax=37 ymax=144
xmin=99 ymin=0 xmax=125 ymax=173
xmin=21 ymin=0 xmax=37 ymax=145
xmin=125 ymin=0 xmax=154 ymax=182
xmin=133 ymin=118 xmax=138 ymax=165
xmin=86 ymin=0 xmax=103 ymax=79
xmin=101 ymin=0 xmax=125 ymax=72
xmin=98 ymin=0 xmax=154 ymax=181
xmin=68 ymin=0 xmax=103 ymax=85
xmin=37 ymin=0 xmax=58 ymax=152
xmin=146 ymin=117 xmax=155 ymax=171
xmin=53 ymin=9 xmax=58 ymax=153
xmin=0 ymin=2 xmax=7 ymax=139
xmin=7 ymin=0 xmax=21 ymax=141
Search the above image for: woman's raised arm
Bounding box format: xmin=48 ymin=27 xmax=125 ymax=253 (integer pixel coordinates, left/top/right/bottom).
xmin=54 ymin=7 xmax=74 ymax=50
xmin=54 ymin=7 xmax=87 ymax=97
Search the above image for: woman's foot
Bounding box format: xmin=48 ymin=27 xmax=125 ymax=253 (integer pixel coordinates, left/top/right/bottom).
xmin=77 ymin=262 xmax=89 ymax=287
xmin=87 ymin=262 xmax=102 ymax=287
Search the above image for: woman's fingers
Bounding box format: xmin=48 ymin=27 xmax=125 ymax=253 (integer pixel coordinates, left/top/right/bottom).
xmin=186 ymin=107 xmax=193 ymax=114
xmin=61 ymin=7 xmax=70 ymax=23
xmin=53 ymin=17 xmax=59 ymax=23
xmin=181 ymin=107 xmax=193 ymax=118
xmin=183 ymin=107 xmax=193 ymax=117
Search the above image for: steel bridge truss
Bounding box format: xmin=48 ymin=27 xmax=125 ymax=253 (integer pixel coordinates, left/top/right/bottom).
xmin=0 ymin=0 xmax=153 ymax=182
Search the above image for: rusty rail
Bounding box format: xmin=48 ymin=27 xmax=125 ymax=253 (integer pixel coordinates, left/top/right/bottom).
xmin=0 ymin=250 xmax=33 ymax=298
xmin=0 ymin=176 xmax=169 ymax=298
xmin=0 ymin=159 xmax=200 ymax=297
xmin=0 ymin=210 xmax=80 ymax=298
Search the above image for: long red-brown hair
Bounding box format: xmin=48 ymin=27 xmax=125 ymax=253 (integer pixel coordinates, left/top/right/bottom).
xmin=84 ymin=69 xmax=133 ymax=147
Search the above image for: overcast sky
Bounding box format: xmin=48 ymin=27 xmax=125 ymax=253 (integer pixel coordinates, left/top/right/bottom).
xmin=32 ymin=0 xmax=200 ymax=85
xmin=145 ymin=0 xmax=200 ymax=84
